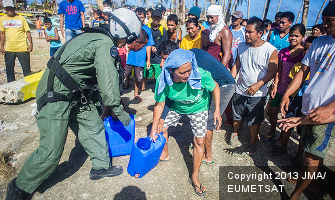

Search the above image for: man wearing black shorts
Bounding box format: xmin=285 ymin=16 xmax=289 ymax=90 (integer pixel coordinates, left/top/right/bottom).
xmin=231 ymin=17 xmax=278 ymax=155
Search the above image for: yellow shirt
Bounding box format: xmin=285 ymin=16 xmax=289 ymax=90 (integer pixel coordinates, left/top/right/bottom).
xmin=0 ymin=14 xmax=30 ymax=52
xmin=289 ymin=62 xmax=310 ymax=97
xmin=145 ymin=18 xmax=168 ymax=30
xmin=180 ymin=33 xmax=202 ymax=50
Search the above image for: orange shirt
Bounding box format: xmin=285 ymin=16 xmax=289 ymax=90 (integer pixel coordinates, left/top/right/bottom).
xmin=35 ymin=19 xmax=41 ymax=29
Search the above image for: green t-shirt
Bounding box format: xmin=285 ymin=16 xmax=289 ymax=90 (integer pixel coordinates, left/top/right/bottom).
xmin=154 ymin=68 xmax=216 ymax=114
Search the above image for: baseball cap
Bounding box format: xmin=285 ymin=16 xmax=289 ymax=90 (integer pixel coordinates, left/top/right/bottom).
xmin=232 ymin=10 xmax=243 ymax=19
xmin=3 ymin=0 xmax=14 ymax=8
xmin=151 ymin=9 xmax=162 ymax=17
xmin=155 ymin=3 xmax=166 ymax=12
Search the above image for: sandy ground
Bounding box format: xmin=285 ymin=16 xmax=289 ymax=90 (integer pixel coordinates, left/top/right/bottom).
xmin=0 ymin=30 xmax=335 ymax=199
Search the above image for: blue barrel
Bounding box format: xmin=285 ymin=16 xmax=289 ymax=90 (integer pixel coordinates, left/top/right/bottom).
xmin=104 ymin=115 xmax=135 ymax=157
xmin=127 ymin=133 xmax=166 ymax=178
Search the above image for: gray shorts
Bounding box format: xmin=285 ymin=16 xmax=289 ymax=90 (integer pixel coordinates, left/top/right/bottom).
xmin=207 ymin=84 xmax=235 ymax=130
xmin=163 ymin=110 xmax=208 ymax=137
xmin=232 ymin=93 xmax=266 ymax=126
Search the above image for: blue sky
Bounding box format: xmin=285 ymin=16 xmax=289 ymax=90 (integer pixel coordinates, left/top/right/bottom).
xmin=29 ymin=0 xmax=327 ymax=27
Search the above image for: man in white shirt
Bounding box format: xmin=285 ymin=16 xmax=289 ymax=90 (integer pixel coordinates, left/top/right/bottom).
xmin=230 ymin=17 xmax=278 ymax=155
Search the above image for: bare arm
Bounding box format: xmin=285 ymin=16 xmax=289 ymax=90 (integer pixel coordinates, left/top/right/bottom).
xmin=150 ymin=101 xmax=166 ymax=140
xmin=26 ymin=31 xmax=33 ymax=52
xmin=246 ymin=50 xmax=278 ymax=96
xmin=0 ymin=31 xmax=5 ymax=54
xmin=220 ymin=27 xmax=232 ymax=67
xmin=271 ymin=59 xmax=282 ymax=98
xmin=278 ymin=114 xmax=335 ymax=132
xmin=146 ymin=46 xmax=151 ymax=69
xmin=280 ymin=64 xmax=310 ymax=117
xmin=80 ymin=12 xmax=85 ymax=28
xmin=212 ymin=81 xmax=222 ymax=130
xmin=60 ymin=14 xmax=65 ymax=37
xmin=230 ymin=53 xmax=241 ymax=78
xmin=267 ymin=30 xmax=273 ymax=42
xmin=44 ymin=29 xmax=49 ymax=42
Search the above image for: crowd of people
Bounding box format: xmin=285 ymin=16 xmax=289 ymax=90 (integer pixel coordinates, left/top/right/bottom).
xmin=1 ymin=0 xmax=335 ymax=199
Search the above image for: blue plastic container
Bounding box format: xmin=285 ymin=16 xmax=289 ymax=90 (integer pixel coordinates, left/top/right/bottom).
xmin=127 ymin=133 xmax=166 ymax=178
xmin=104 ymin=115 xmax=135 ymax=157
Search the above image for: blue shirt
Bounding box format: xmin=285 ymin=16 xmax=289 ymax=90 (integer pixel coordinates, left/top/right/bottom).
xmin=92 ymin=20 xmax=99 ymax=27
xmin=229 ymin=26 xmax=245 ymax=65
xmin=268 ymin=28 xmax=290 ymax=51
xmin=190 ymin=48 xmax=236 ymax=86
xmin=58 ymin=0 xmax=85 ymax=29
xmin=126 ymin=25 xmax=154 ymax=67
xmin=45 ymin=26 xmax=62 ymax=48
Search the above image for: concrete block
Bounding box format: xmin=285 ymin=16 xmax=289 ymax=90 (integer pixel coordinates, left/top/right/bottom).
xmin=0 ymin=71 xmax=44 ymax=103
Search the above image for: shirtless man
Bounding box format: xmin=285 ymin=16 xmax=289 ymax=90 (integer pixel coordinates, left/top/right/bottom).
xmin=206 ymin=5 xmax=232 ymax=67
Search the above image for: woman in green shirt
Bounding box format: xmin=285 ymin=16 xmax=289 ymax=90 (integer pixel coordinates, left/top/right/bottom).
xmin=150 ymin=49 xmax=221 ymax=196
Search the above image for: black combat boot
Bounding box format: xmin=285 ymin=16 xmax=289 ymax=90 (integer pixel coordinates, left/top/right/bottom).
xmin=89 ymin=165 xmax=123 ymax=180
xmin=5 ymin=178 xmax=32 ymax=200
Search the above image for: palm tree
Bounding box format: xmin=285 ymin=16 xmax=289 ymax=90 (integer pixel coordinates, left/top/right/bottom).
xmin=97 ymin=0 xmax=103 ymax=10
xmin=295 ymin=1 xmax=303 ymax=24
xmin=247 ymin=0 xmax=250 ymax=19
xmin=181 ymin=0 xmax=185 ymax=24
xmin=315 ymin=0 xmax=327 ymax=25
xmin=263 ymin=0 xmax=271 ymax=20
xmin=301 ymin=0 xmax=309 ymax=27
xmin=276 ymin=0 xmax=282 ymax=14
xmin=225 ymin=0 xmax=233 ymax=23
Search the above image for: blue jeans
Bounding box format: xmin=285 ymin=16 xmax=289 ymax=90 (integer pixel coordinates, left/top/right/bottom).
xmin=65 ymin=29 xmax=82 ymax=41
xmin=207 ymin=83 xmax=235 ymax=130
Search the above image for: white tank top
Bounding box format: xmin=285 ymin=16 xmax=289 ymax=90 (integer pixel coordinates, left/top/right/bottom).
xmin=235 ymin=41 xmax=277 ymax=97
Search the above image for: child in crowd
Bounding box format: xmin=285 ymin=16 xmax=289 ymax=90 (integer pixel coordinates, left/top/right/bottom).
xmin=265 ymin=24 xmax=305 ymax=143
xmin=43 ymin=17 xmax=62 ymax=57
xmin=92 ymin=9 xmax=103 ymax=27
xmin=180 ymin=18 xmax=201 ymax=50
xmin=311 ymin=24 xmax=323 ymax=37
xmin=273 ymin=36 xmax=316 ymax=158
xmin=167 ymin=14 xmax=181 ymax=46
xmin=35 ymin=15 xmax=43 ymax=39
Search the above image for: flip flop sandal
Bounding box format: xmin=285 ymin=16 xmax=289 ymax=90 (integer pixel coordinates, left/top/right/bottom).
xmin=202 ymin=160 xmax=214 ymax=165
xmin=188 ymin=178 xmax=206 ymax=196
xmin=225 ymin=133 xmax=238 ymax=145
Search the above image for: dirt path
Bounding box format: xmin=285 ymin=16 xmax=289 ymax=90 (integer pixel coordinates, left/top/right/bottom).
xmin=0 ymin=30 xmax=334 ymax=200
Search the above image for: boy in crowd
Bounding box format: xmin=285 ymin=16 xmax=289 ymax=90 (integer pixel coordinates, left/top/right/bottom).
xmin=230 ymin=17 xmax=278 ymax=154
xmin=35 ymin=15 xmax=43 ymax=39
xmin=143 ymin=9 xmax=168 ymax=90
xmin=271 ymin=12 xmax=283 ymax=30
xmin=279 ymin=2 xmax=335 ymax=199
xmin=0 ymin=0 xmax=33 ymax=83
xmin=44 ymin=17 xmax=62 ymax=57
xmin=268 ymin=11 xmax=295 ymax=51
xmin=311 ymin=24 xmax=323 ymax=37
xmin=229 ymin=10 xmax=245 ymax=69
xmin=124 ymin=7 xmax=154 ymax=102
xmin=58 ymin=0 xmax=85 ymax=41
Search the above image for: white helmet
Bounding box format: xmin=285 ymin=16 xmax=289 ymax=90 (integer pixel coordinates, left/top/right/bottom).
xmin=110 ymin=8 xmax=142 ymax=44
